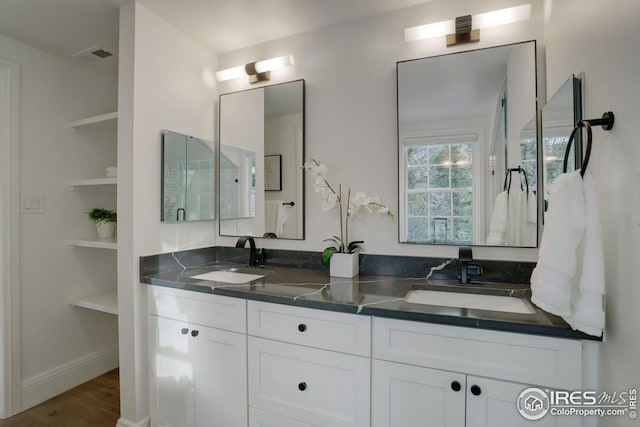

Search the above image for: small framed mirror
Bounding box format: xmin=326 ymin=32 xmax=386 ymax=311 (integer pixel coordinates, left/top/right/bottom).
xmin=161 ymin=130 xmax=216 ymax=222
xmin=541 ymin=75 xmax=583 ymax=205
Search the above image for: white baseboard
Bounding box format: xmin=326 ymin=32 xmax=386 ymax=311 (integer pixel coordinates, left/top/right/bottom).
xmin=116 ymin=416 xmax=150 ymax=427
xmin=21 ymin=345 xmax=119 ymax=411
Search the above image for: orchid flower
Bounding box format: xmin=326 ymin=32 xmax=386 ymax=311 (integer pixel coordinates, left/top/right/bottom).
xmin=302 ymin=159 xmax=395 ymax=264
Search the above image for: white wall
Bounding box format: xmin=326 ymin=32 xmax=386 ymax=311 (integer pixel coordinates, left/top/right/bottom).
xmin=117 ymin=3 xmax=217 ymax=425
xmin=216 ymin=0 xmax=544 ymax=262
xmin=506 ymin=41 xmax=537 ymax=167
xmin=0 ymin=32 xmax=119 ymax=411
xmin=219 ymin=87 xmax=265 ymax=236
xmin=544 ymin=1 xmax=640 ymax=425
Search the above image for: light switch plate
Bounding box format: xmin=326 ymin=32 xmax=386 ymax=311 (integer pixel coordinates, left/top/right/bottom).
xmin=20 ymin=194 xmax=45 ymax=214
xmin=177 ymin=228 xmax=188 ymax=249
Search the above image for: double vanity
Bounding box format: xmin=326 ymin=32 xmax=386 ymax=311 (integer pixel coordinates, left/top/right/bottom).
xmin=141 ymin=247 xmax=598 ymax=427
xmin=146 ymin=34 xmax=599 ymax=427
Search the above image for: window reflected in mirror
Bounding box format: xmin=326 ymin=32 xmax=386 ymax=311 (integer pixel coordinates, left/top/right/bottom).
xmin=403 ymin=137 xmax=475 ymax=244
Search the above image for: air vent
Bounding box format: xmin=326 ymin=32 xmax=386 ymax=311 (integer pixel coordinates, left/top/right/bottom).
xmin=90 ymin=48 xmax=113 ymax=59
xmin=71 ymin=45 xmax=114 ymax=60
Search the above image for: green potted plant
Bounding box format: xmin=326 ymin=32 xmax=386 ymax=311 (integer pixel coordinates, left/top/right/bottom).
xmin=302 ymin=159 xmax=394 ymax=277
xmin=88 ymin=208 xmax=117 ymax=239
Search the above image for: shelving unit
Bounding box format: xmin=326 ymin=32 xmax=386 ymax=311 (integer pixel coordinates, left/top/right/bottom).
xmin=66 ymin=111 xmax=119 ymax=316
xmin=66 ymin=112 xmax=117 ymax=130
xmin=66 ymin=238 xmax=117 ymax=250
xmin=67 ymin=177 xmax=117 ymax=188
xmin=68 ymin=290 xmax=118 ymax=315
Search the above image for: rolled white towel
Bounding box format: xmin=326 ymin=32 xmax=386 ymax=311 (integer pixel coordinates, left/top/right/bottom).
xmin=106 ymin=166 xmax=118 ymax=178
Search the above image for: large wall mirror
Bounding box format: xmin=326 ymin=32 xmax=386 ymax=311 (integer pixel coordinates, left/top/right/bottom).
xmin=219 ymin=79 xmax=305 ymax=239
xmin=397 ymin=41 xmax=538 ymax=247
xmin=161 ymin=130 xmax=215 ymax=222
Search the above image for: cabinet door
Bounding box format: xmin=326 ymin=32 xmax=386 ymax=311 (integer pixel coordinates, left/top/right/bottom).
xmin=193 ymin=323 xmax=247 ymax=427
xmin=372 ymin=359 xmax=466 ymax=427
xmin=149 ymin=316 xmax=248 ymax=427
xmin=149 ymin=316 xmax=197 ymax=427
xmin=466 ymin=376 xmax=579 ymax=427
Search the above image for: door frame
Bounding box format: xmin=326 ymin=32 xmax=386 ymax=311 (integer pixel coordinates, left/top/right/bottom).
xmin=0 ymin=58 xmax=21 ymax=418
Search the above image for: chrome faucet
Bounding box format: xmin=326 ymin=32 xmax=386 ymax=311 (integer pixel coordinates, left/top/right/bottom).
xmin=235 ymin=236 xmax=264 ymax=267
xmin=459 ymin=246 xmax=483 ymax=284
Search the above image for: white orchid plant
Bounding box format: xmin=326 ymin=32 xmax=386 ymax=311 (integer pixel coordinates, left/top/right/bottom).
xmin=302 ymin=159 xmax=395 ymax=264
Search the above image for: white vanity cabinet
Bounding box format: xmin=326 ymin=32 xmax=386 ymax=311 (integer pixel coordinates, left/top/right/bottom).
xmin=372 ymin=317 xmax=582 ymax=427
xmin=147 ymin=286 xmax=248 ymax=427
xmin=247 ymin=301 xmax=371 ymax=427
xmin=146 ymin=286 xmax=590 ymax=427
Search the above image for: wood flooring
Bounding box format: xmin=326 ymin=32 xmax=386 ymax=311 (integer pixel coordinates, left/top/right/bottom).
xmin=0 ymin=369 xmax=120 ymax=427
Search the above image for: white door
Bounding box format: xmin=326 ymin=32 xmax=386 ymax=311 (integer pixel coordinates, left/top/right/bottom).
xmin=372 ymin=359 xmax=466 ymax=427
xmin=149 ymin=316 xmax=247 ymax=427
xmin=466 ymin=376 xmax=579 ymax=427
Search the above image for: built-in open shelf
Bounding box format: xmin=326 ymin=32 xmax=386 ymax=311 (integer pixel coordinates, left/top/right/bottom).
xmin=66 ymin=112 xmax=118 ymax=130
xmin=67 ymin=177 xmax=117 ymax=188
xmin=66 ymin=238 xmax=117 ymax=250
xmin=68 ymin=290 xmax=118 ymax=315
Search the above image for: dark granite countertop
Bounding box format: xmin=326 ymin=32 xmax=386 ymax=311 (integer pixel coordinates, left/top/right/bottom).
xmin=141 ymin=260 xmax=601 ymax=341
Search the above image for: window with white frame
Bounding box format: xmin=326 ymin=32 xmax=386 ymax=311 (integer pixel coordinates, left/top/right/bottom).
xmin=401 ymin=132 xmax=478 ymax=244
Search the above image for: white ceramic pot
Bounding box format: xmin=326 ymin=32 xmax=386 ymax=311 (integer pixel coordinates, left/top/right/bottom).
xmin=329 ymin=252 xmax=359 ymax=278
xmin=96 ymin=222 xmax=115 ymax=239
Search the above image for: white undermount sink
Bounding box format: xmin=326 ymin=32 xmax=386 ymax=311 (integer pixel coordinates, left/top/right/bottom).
xmin=190 ymin=270 xmax=265 ymax=284
xmin=405 ymin=289 xmax=536 ymax=314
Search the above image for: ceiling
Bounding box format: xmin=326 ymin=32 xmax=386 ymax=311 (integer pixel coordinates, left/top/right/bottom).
xmin=398 ymin=45 xmax=513 ymax=123
xmin=0 ymin=0 xmax=432 ymax=74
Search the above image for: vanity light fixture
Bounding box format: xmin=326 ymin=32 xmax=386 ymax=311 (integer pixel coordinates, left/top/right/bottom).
xmin=216 ymin=55 xmax=295 ymax=83
xmin=404 ymin=4 xmax=531 ymax=46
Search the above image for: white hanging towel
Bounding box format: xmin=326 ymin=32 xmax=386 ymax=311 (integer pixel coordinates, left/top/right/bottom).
xmin=530 ymin=170 xmax=605 ymax=336
xmin=519 ymin=190 xmax=538 ymax=247
xmin=486 ymin=188 xmax=536 ymax=246
xmin=486 ymin=191 xmax=508 ymax=245
xmin=264 ymin=200 xmax=288 ymax=237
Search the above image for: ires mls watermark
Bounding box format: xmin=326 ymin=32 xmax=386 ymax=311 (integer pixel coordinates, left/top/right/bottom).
xmin=517 ymin=387 xmax=637 ymax=420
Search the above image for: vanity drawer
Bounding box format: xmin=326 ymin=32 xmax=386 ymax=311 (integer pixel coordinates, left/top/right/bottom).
xmin=250 ymin=407 xmax=318 ymax=427
xmin=248 ymin=336 xmax=370 ymax=427
xmin=248 ymin=300 xmax=370 ymax=356
xmin=148 ymin=286 xmax=246 ymax=333
xmin=373 ymin=317 xmax=582 ymax=390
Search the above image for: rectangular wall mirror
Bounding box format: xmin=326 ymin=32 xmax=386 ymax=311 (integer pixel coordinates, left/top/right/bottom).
xmin=161 ymin=130 xmax=215 ymax=222
xmin=219 ymin=79 xmax=305 ymax=239
xmin=397 ymin=41 xmax=538 ymax=247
